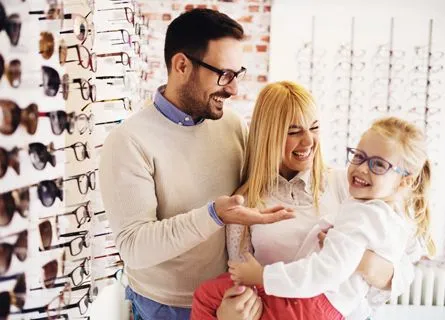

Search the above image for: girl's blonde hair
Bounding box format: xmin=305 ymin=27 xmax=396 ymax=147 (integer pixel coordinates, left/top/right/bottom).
xmin=370 ymin=117 xmax=435 ymax=256
xmin=237 ymin=81 xmax=325 ymax=251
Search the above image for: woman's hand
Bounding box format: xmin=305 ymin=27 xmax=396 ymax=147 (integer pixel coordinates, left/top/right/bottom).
xmin=228 ymin=252 xmax=264 ymax=286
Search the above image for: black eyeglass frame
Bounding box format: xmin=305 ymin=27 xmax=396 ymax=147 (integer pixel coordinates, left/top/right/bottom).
xmin=183 ymin=53 xmax=246 ymax=86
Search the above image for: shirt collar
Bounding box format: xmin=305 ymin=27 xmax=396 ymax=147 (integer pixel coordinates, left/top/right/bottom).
xmin=153 ymin=85 xmax=204 ymax=126
xmin=279 ymin=169 xmax=313 ymax=194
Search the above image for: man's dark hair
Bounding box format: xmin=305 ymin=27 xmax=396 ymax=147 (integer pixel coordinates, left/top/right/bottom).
xmin=164 ymin=8 xmax=244 ymax=73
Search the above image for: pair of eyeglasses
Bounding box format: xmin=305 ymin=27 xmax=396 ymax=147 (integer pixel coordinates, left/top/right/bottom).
xmin=0 ymin=3 xmax=21 ymax=46
xmin=57 ymin=141 xmax=91 ymax=162
xmin=97 ymin=51 xmax=132 ymax=68
xmin=0 ymin=54 xmax=21 ymax=88
xmin=184 ymin=53 xmax=246 ymax=86
xmin=63 ymin=44 xmax=97 ymax=72
xmin=81 ymin=97 xmax=131 ymax=112
xmin=346 ymin=147 xmax=410 ymax=176
xmin=57 ymin=201 xmax=92 ymax=228
xmin=0 ymin=230 xmax=27 ymax=275
xmin=65 ymin=170 xmax=97 ymax=195
xmin=98 ymin=6 xmax=135 ymax=25
xmin=0 ymin=273 xmax=26 ymax=318
xmin=96 ymin=29 xmax=131 ymax=45
xmin=40 ymin=230 xmax=90 ymax=257
xmin=72 ymin=78 xmax=96 ymax=102
xmin=32 ymin=255 xmax=90 ymax=290
xmin=0 ymin=100 xmax=76 ymax=135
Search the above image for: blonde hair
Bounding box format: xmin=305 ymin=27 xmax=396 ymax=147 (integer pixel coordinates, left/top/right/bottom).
xmin=238 ymin=81 xmax=325 ymax=251
xmin=370 ymin=117 xmax=435 ymax=256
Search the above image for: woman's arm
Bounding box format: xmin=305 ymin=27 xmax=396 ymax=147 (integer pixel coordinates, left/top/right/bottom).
xmin=227 ymin=224 xmax=253 ymax=262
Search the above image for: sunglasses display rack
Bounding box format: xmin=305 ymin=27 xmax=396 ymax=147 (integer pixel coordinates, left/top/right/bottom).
xmin=0 ymin=0 xmax=146 ymax=318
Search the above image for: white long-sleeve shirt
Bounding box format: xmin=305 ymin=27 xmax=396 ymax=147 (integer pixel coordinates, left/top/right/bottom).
xmin=263 ymin=199 xmax=416 ymax=316
xmin=227 ymin=169 xmax=422 ymax=319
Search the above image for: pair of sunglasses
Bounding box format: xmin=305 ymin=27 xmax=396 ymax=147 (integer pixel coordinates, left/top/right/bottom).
xmin=0 ymin=3 xmax=21 ymax=46
xmin=0 ymin=178 xmax=63 ymax=226
xmin=0 ymin=142 xmax=58 ymax=178
xmin=0 ymin=220 xmax=52 ymax=276
xmin=0 ymin=54 xmax=21 ymax=87
xmin=0 ymin=230 xmax=27 ymax=275
xmin=0 ymin=100 xmax=75 ymax=135
xmin=0 ymin=273 xmax=26 ymax=319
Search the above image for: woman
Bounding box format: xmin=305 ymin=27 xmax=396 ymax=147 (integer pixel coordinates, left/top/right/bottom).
xmin=193 ymin=81 xmax=421 ymax=320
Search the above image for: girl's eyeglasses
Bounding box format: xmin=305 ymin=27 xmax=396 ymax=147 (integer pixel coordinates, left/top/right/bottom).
xmin=346 ymin=147 xmax=410 ymax=176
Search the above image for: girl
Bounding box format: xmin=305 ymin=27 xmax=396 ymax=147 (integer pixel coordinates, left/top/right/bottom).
xmin=227 ymin=116 xmax=434 ymax=319
xmin=191 ymin=81 xmax=424 ymax=320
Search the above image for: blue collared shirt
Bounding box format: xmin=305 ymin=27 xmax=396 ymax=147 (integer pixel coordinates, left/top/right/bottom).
xmin=153 ymin=85 xmax=224 ymax=227
xmin=153 ymin=85 xmax=203 ymax=126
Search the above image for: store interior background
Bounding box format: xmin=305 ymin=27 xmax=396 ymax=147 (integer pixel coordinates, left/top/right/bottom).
xmin=0 ymin=0 xmax=444 ymax=319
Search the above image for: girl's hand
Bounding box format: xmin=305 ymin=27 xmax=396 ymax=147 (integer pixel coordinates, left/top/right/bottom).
xmin=228 ymin=252 xmax=264 ymax=286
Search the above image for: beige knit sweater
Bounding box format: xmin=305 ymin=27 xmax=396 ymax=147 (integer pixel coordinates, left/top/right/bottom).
xmin=99 ymin=103 xmax=248 ymax=306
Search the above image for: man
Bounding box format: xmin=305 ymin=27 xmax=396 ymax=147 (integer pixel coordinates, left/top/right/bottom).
xmin=99 ymin=8 xmax=293 ymax=320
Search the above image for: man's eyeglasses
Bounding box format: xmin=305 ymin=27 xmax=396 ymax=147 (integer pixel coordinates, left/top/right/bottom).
xmin=184 ymin=53 xmax=246 ymax=86
xmin=346 ymin=147 xmax=409 ymax=176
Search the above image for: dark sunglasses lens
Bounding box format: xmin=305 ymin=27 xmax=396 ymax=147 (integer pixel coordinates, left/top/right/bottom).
xmin=43 ymin=259 xmax=58 ymax=288
xmin=42 ymin=66 xmax=61 ymax=97
xmin=0 ymin=291 xmax=11 ymax=318
xmin=23 ymin=103 xmax=38 ymax=135
xmin=0 ymin=243 xmax=13 ymax=275
xmin=39 ymin=220 xmax=53 ymax=250
xmin=29 ymin=143 xmax=49 ymax=170
xmin=0 ymin=193 xmax=15 ymax=226
xmin=0 ymin=148 xmax=7 ymax=178
xmin=48 ymin=111 xmax=66 ymax=135
xmin=6 ymin=14 xmax=21 ymax=46
xmin=37 ymin=181 xmax=58 ymax=207
xmin=15 ymin=230 xmax=28 ymax=261
xmin=0 ymin=54 xmax=4 ymax=79
xmin=0 ymin=99 xmax=21 ymax=135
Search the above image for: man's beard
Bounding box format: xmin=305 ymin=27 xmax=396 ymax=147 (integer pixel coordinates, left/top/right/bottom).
xmin=178 ymin=74 xmax=228 ymax=121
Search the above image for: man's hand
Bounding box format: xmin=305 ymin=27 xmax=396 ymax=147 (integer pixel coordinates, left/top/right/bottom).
xmin=317 ymin=229 xmax=394 ymax=290
xmin=217 ymin=285 xmax=263 ymax=320
xmin=356 ymin=250 xmax=394 ymax=290
xmin=228 ymin=252 xmax=264 ymax=286
xmin=214 ymin=195 xmax=294 ymax=225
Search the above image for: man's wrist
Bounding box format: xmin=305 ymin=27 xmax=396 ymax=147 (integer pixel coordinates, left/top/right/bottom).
xmin=208 ymin=201 xmax=225 ymax=226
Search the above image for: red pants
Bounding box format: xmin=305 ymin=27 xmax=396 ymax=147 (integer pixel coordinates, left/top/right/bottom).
xmin=191 ymin=273 xmax=344 ymax=320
